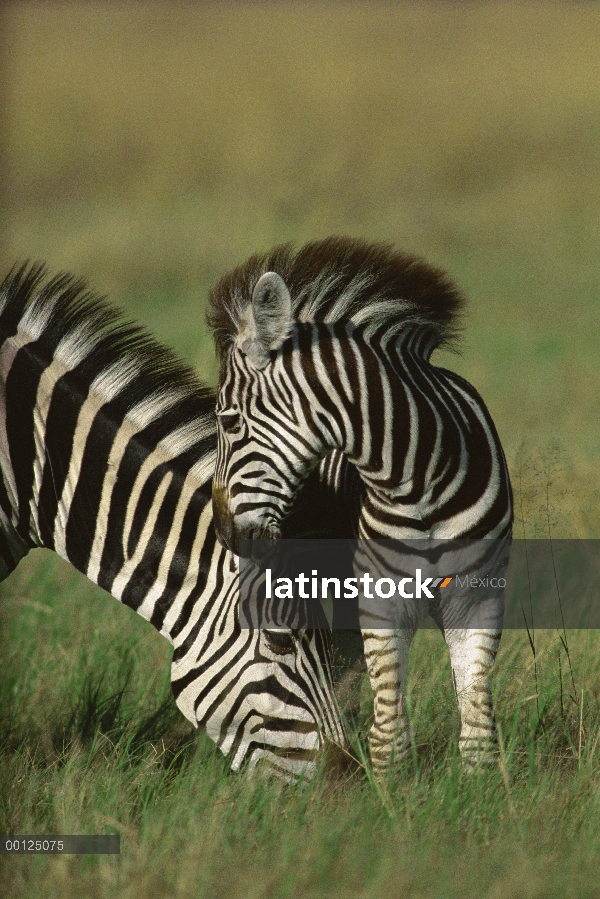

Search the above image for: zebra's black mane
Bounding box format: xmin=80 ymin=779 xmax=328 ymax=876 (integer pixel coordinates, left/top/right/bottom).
xmin=0 ymin=262 xmax=217 ymax=467
xmin=207 ymin=236 xmax=465 ymax=362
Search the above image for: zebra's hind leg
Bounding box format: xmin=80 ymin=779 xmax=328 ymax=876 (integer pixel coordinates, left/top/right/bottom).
xmin=362 ymin=628 xmax=414 ymax=779
xmin=444 ymin=627 xmax=502 ymax=771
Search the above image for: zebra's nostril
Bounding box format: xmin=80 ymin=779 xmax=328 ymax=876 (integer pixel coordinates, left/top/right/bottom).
xmin=264 ymin=630 xmax=296 ymax=655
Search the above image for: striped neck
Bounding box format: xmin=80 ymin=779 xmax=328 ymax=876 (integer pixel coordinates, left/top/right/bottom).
xmin=288 ymin=322 xmax=435 ymax=496
xmin=0 ymin=265 xmax=219 ymax=648
xmin=0 ymin=323 xmax=218 ymax=639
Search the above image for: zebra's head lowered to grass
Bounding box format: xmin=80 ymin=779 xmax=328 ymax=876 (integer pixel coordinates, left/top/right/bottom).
xmin=0 ymin=262 xmax=354 ymax=782
xmin=208 ymin=236 xmax=465 ymax=555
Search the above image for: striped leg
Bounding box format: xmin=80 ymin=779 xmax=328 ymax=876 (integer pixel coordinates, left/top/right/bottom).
xmin=444 ymin=627 xmax=502 ymax=769
xmin=362 ymin=628 xmax=414 ymax=778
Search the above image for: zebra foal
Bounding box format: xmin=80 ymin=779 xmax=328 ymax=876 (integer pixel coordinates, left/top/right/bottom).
xmin=0 ymin=262 xmax=357 ymax=781
xmin=208 ymin=237 xmax=513 ymax=777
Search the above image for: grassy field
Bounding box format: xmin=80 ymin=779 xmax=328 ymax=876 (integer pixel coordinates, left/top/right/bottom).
xmin=1 ymin=3 xmax=600 ymax=897
xmin=3 ymin=556 xmax=600 ymax=898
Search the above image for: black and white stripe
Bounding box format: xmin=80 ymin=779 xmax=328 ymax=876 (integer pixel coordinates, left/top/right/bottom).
xmin=0 ymin=262 xmax=352 ymax=780
xmin=208 ymin=237 xmax=513 ymax=776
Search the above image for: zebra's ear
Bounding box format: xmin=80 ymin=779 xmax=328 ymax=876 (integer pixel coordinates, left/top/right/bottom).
xmin=238 ymin=272 xmax=292 ymax=369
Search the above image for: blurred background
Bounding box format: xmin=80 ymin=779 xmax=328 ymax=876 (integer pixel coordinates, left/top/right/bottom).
xmin=1 ymin=1 xmax=599 ymax=535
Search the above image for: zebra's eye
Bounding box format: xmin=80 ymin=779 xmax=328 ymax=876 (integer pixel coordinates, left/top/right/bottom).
xmin=218 ymin=410 xmax=243 ymax=436
xmin=264 ymin=629 xmax=296 ymax=656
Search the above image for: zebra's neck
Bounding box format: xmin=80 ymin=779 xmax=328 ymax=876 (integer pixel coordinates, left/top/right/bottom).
xmin=294 ymin=322 xmax=510 ymax=538
xmin=0 ymin=296 xmax=219 ymax=645
xmin=298 ymin=323 xmax=435 ymax=489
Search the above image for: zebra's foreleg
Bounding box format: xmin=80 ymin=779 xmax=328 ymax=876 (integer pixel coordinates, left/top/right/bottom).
xmin=443 ymin=627 xmax=502 ymax=770
xmin=361 ymin=628 xmax=414 ymax=779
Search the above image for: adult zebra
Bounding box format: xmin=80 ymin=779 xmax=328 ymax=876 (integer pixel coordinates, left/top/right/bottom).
xmin=208 ymin=237 xmax=513 ymax=776
xmin=0 ymin=262 xmax=356 ymax=781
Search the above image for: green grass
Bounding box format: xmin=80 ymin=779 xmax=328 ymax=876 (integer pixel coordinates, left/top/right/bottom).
xmin=1 ymin=3 xmax=600 ymax=896
xmin=2 ymin=555 xmax=600 ymax=898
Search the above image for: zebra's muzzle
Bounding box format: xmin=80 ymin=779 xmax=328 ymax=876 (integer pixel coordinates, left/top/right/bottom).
xmin=213 ymin=484 xmax=282 ymax=559
xmin=212 ymin=483 xmax=239 ymax=554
